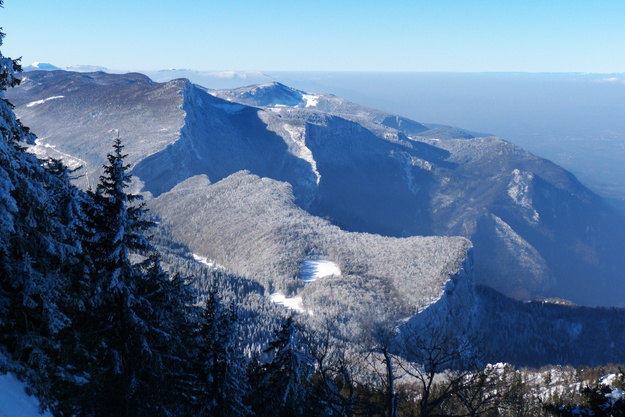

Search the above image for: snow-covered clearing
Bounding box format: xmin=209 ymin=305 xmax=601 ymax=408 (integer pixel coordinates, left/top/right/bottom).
xmin=26 ymin=96 xmax=64 ymax=108
xmin=300 ymin=259 xmax=341 ymax=282
xmin=269 ymin=293 xmax=305 ymax=313
xmin=269 ymin=259 xmax=341 ymax=313
xmin=192 ymin=253 xmax=226 ymax=270
xmin=0 ymin=373 xmax=52 ymax=417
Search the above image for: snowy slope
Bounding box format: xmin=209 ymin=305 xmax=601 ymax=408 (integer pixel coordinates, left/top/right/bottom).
xmin=0 ymin=373 xmax=52 ymax=417
xmin=8 ymin=70 xmax=625 ymax=306
xmin=150 ymin=172 xmax=472 ymax=321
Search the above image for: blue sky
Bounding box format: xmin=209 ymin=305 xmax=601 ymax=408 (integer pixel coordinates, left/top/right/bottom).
xmin=2 ymin=0 xmax=624 ymax=72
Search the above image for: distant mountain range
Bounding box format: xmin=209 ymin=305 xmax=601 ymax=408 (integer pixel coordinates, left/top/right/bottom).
xmin=7 ymin=70 xmax=625 ymax=309
xmin=22 ymin=62 xmax=276 ymax=89
xmin=24 ymin=66 xmax=625 ymax=209
xmin=8 ymin=68 xmax=625 ymax=367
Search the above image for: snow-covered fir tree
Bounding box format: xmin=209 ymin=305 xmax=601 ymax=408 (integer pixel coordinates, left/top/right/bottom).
xmin=193 ymin=284 xmax=253 ymax=417
xmin=72 ymin=137 xmax=195 ymax=417
xmin=0 ymin=11 xmax=87 ymax=410
xmin=248 ymin=315 xmax=315 ymax=417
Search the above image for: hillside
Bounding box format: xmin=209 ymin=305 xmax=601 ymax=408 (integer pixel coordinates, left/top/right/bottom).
xmin=150 ymin=172 xmax=472 ymax=322
xmin=8 ymin=70 xmax=625 ymax=306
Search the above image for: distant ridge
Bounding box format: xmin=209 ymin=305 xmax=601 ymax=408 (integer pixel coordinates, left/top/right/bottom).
xmin=22 ymin=62 xmax=109 ymax=73
xmin=8 ymin=69 xmax=625 ymax=307
xmin=23 ymin=62 xmax=61 ymax=71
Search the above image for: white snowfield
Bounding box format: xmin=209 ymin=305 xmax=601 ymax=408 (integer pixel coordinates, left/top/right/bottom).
xmin=270 ymin=259 xmax=341 ymax=313
xmin=300 ymin=259 xmax=341 ymax=283
xmin=0 ymin=373 xmax=52 ymax=417
xmin=269 ymin=293 xmax=305 ymax=313
xmin=26 ymin=95 xmax=64 ymax=108
xmin=192 ymin=253 xmax=226 ymax=270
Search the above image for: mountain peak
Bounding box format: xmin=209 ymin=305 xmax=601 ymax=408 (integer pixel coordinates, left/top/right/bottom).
xmin=23 ymin=62 xmax=61 ymax=71
xmin=212 ymin=82 xmax=305 ymax=107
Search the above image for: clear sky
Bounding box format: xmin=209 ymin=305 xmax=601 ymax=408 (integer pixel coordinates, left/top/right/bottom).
xmin=1 ymin=0 xmax=624 ymax=73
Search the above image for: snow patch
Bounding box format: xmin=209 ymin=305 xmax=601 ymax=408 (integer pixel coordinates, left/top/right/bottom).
xmin=269 ymin=293 xmax=305 ymax=313
xmin=607 ymin=388 xmax=624 ymax=405
xmin=601 ymin=373 xmax=619 ymax=386
xmin=0 ymin=373 xmax=53 ymax=417
xmin=26 ymin=95 xmax=64 ymax=108
xmin=269 ymin=259 xmax=340 ymax=313
xmin=508 ymin=169 xmax=540 ymax=223
xmin=283 ymin=124 xmax=321 ymax=185
xmin=401 ymin=155 xmax=431 ymax=194
xmin=192 ymin=253 xmax=225 ymax=270
xmin=302 ymin=94 xmax=319 ymax=108
xmin=301 ymin=259 xmax=341 ymax=283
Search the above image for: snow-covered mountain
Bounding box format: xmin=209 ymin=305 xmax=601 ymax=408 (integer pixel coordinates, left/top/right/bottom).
xmin=144 ymin=69 xmax=276 ymax=89
xmin=7 ymin=70 xmax=625 ymax=307
xmin=22 ymin=62 xmax=61 ymax=71
xmin=22 ymin=62 xmax=109 ymax=73
xmin=150 ymin=172 xmax=473 ymax=325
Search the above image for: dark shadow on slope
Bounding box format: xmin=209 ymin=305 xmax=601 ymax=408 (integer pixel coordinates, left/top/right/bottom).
xmin=490 ymin=174 xmax=625 ymax=307
xmin=381 ymin=115 xmax=428 ymax=135
xmin=475 ymin=285 xmax=625 ymax=367
xmin=306 ymin=116 xmax=436 ymax=237
xmin=132 ymin=86 xmax=318 ymax=200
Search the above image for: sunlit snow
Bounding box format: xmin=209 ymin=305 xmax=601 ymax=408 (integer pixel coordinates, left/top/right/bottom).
xmin=302 ymin=94 xmax=319 ymax=108
xmin=269 ymin=293 xmax=305 ymax=313
xmin=508 ymin=169 xmax=540 ymax=223
xmin=192 ymin=253 xmax=226 ymax=270
xmin=26 ymin=95 xmax=64 ymax=108
xmin=300 ymin=259 xmax=341 ymax=282
xmin=269 ymin=259 xmax=340 ymax=313
xmin=28 ymin=138 xmax=90 ymax=187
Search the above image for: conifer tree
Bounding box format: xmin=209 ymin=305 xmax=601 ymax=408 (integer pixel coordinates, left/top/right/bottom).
xmin=193 ymin=284 xmax=253 ymax=417
xmin=74 ymin=137 xmax=194 ymax=417
xmin=0 ymin=12 xmax=85 ymax=410
xmin=249 ymin=315 xmax=314 ymax=417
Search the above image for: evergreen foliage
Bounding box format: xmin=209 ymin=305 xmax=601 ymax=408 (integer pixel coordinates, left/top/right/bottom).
xmin=193 ymin=284 xmax=252 ymax=417
xmin=0 ymin=15 xmax=83 ymax=409
xmin=4 ymin=4 xmax=625 ymax=416
xmin=66 ymin=137 xmax=195 ymax=416
xmin=248 ymin=315 xmax=315 ymax=417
